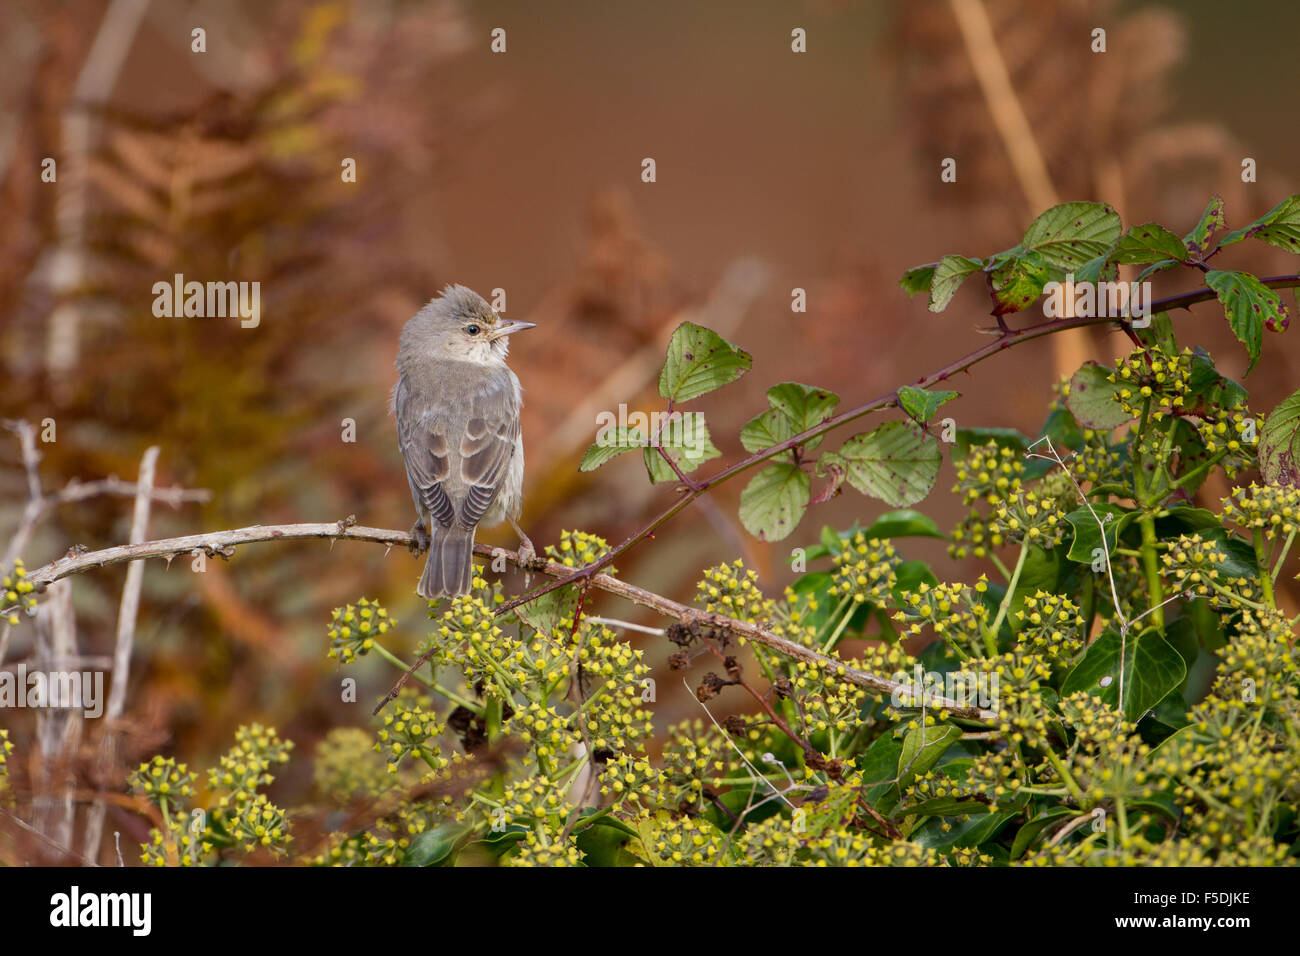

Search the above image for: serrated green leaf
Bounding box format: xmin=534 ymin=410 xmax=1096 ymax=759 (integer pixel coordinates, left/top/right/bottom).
xmin=835 ymin=422 xmax=942 ymax=508
xmin=1112 ymin=222 xmax=1189 ymax=264
xmin=1021 ymin=201 xmax=1123 ymax=270
xmin=738 ymin=463 xmax=810 ymax=542
xmin=1065 ymin=362 xmax=1131 ymax=429
xmin=642 ymin=415 xmax=721 ymax=483
xmin=658 ymin=322 xmax=752 ymax=403
xmin=1205 ymin=270 xmax=1289 ymax=372
xmin=900 ymin=263 xmax=937 ymax=297
xmin=1061 ymin=629 xmax=1187 ymax=722
xmin=929 ymin=255 xmax=983 ymax=312
xmin=897 ymin=384 xmax=959 ymax=422
xmin=1075 ymin=253 xmax=1119 ymax=285
xmin=1217 ymin=194 xmax=1300 ymax=252
xmin=1134 ymin=259 xmax=1179 ymax=283
xmin=1260 ymin=388 xmax=1300 ymax=486
xmin=1183 ymin=195 xmax=1225 ymax=257
xmin=740 ymin=383 xmax=839 ymax=458
xmin=580 ymin=425 xmax=649 ymax=471
xmin=989 ymin=248 xmax=1053 ymax=314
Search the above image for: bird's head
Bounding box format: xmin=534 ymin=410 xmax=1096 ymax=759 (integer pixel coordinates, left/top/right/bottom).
xmin=406 ymin=284 xmax=535 ymax=365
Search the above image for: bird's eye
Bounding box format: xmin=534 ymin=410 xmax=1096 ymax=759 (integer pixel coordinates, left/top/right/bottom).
xmin=466 ymin=324 xmax=480 ymax=335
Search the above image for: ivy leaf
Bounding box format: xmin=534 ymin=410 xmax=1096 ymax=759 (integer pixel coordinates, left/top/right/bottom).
xmin=833 ymin=421 xmax=942 ymax=508
xmin=643 ymin=416 xmax=721 ymax=483
xmin=1064 ymin=503 xmax=1132 ymax=564
xmin=1217 ymin=194 xmax=1300 ymax=253
xmin=403 ymin=823 xmax=471 ymax=867
xmin=897 ymin=724 xmax=963 ymax=790
xmin=658 ymin=322 xmax=752 ymax=403
xmin=1183 ymin=195 xmax=1225 ymax=258
xmin=1260 ymin=388 xmax=1300 ymax=487
xmin=738 ymin=463 xmax=810 ymax=542
xmin=1065 ymin=362 xmax=1132 ymax=430
xmin=1204 ymin=270 xmax=1289 ymax=372
xmin=580 ymin=426 xmax=648 ymax=472
xmin=1062 ymin=629 xmax=1187 ymax=722
xmin=900 ymin=262 xmax=937 ymax=297
xmin=861 ymin=509 xmax=945 ymax=540
xmin=897 ymin=384 xmax=959 ymax=423
xmin=928 ymin=255 xmax=983 ymax=312
xmin=1020 ymin=201 xmax=1123 ymax=271
xmin=1111 ymin=223 xmax=1189 ymax=264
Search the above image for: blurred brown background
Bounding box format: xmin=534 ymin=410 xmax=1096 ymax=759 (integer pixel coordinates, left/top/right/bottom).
xmin=1 ymin=0 xmax=1298 ymax=863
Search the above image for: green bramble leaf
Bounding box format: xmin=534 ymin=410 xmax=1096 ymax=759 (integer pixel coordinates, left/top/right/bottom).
xmin=1111 ymin=223 xmax=1189 ymax=264
xmin=738 ymin=463 xmax=810 ymax=542
xmin=643 ymin=416 xmax=721 ymax=483
xmin=1204 ymin=269 xmax=1289 ymax=372
xmin=1134 ymin=259 xmax=1179 ymax=283
xmin=897 ymin=384 xmax=959 ymax=423
xmin=989 ymin=248 xmax=1053 ymax=314
xmin=1183 ymin=195 xmax=1225 ymax=257
xmin=740 ymin=383 xmax=840 ymax=459
xmin=831 ymin=421 xmax=942 ymax=508
xmin=1259 ymin=388 xmax=1300 ymax=487
xmin=928 ymin=255 xmax=983 ymax=313
xmin=1217 ymin=194 xmax=1300 ymax=253
xmin=580 ymin=426 xmax=648 ymax=472
xmin=1065 ymin=362 xmax=1132 ymax=430
xmin=658 ymin=322 xmax=752 ymax=403
xmin=900 ymin=263 xmax=937 ymax=297
xmin=1021 ymin=201 xmax=1123 ymax=271
xmin=1062 ymin=629 xmax=1187 ymax=723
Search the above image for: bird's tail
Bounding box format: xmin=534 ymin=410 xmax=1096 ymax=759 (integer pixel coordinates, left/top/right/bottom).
xmin=419 ymin=526 xmax=476 ymax=599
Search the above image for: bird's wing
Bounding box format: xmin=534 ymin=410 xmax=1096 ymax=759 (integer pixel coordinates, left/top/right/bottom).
xmin=458 ymin=376 xmax=520 ymax=528
xmin=394 ymin=376 xmax=456 ymax=527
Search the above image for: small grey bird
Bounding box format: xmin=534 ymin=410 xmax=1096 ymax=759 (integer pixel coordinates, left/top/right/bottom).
xmin=393 ymin=285 xmax=535 ymax=598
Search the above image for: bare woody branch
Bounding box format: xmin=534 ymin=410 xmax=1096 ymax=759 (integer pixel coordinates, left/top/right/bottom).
xmin=3 ymin=520 xmax=995 ymax=721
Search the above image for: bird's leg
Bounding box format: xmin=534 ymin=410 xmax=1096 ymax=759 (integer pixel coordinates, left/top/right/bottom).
xmin=408 ymin=517 xmax=430 ymax=557
xmin=506 ymin=515 xmax=537 ymax=568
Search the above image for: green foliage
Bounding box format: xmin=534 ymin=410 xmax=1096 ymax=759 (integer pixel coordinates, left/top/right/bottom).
xmin=127 ymin=196 xmax=1299 ymax=867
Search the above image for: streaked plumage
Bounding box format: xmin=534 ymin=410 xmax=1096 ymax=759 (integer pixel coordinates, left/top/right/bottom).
xmin=393 ymin=285 xmax=533 ymax=598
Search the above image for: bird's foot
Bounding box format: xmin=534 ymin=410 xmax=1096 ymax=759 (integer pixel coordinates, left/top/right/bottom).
xmin=409 ymin=519 xmax=430 ymax=557
xmin=516 ymin=534 xmax=538 ymax=570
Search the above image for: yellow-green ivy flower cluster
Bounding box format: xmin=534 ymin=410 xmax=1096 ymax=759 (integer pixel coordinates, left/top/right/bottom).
xmin=1221 ymin=481 xmax=1300 ymax=540
xmin=545 ymin=529 xmax=613 ymax=570
xmin=375 ymin=701 xmax=449 ymax=774
xmin=954 ymin=440 xmax=1024 ymax=506
xmin=1109 ymin=345 xmax=1193 ymax=418
xmin=227 ymin=793 xmax=291 ymax=856
xmin=826 ymin=535 xmax=900 ymax=606
xmin=129 ymin=756 xmax=195 ymax=804
xmin=327 ymin=597 xmax=393 ymax=663
xmin=988 ymin=486 xmax=1068 ymax=547
xmin=697 ymin=559 xmax=776 ymax=622
xmin=1159 ymin=532 xmax=1260 ymax=608
xmin=314 ymin=727 xmax=391 ymax=802
xmin=207 ymin=723 xmax=294 ymax=809
xmin=2 ymin=560 xmax=37 ymax=626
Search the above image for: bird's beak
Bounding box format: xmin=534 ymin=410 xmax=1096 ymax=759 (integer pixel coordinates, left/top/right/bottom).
xmin=488 ymin=319 xmax=537 ymax=341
